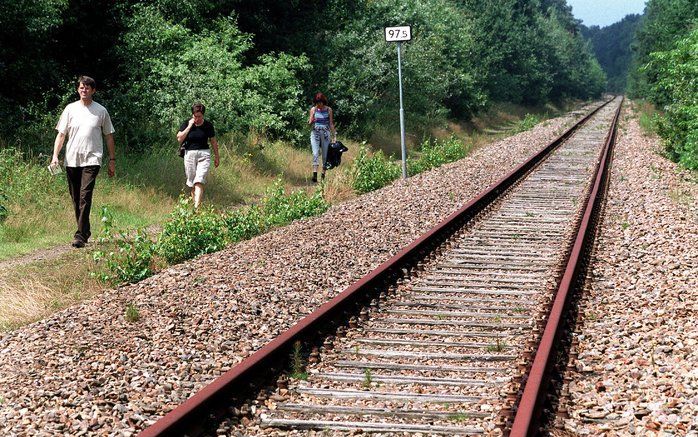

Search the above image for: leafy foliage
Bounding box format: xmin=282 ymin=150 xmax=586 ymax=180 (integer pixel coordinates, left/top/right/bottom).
xmin=95 ymin=181 xmax=329 ymax=283
xmin=628 ymin=0 xmax=698 ymax=102
xmin=93 ymin=207 xmax=156 ymax=284
xmin=581 ymin=14 xmax=643 ymax=92
xmin=156 ymin=198 xmax=228 ymax=265
xmin=647 ymin=28 xmax=698 ymax=169
xmin=513 ymin=114 xmax=542 ymax=133
xmin=351 ymin=146 xmax=402 ymax=194
xmin=352 ymin=137 xmax=470 ymax=193
xmin=116 ymin=5 xmax=310 ymax=145
xmin=628 ymin=0 xmax=698 ymax=169
xmin=1 ymin=0 xmax=607 ymax=154
xmin=407 ymin=137 xmax=469 ymax=175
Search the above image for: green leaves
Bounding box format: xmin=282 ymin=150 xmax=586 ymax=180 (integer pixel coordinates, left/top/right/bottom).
xmin=351 ymin=145 xmax=401 ymax=194
xmin=117 ymin=6 xmax=309 ymax=145
xmin=96 ymin=181 xmax=329 ymax=284
xmin=641 ymin=23 xmax=698 ymax=169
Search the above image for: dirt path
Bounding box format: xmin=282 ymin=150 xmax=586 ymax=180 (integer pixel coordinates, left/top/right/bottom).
xmin=0 ymin=244 xmax=74 ymax=271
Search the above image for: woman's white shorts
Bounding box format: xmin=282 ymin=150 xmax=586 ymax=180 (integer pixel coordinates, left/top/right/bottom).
xmin=184 ymin=149 xmax=211 ymax=187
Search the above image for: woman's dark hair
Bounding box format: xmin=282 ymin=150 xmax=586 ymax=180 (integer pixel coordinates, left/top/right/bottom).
xmin=191 ymin=102 xmax=206 ymax=114
xmin=313 ymin=93 xmax=328 ymax=105
xmin=78 ymin=75 xmax=96 ymax=89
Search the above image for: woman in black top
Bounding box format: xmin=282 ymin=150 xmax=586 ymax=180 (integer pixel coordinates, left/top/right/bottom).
xmin=176 ymin=102 xmax=220 ymax=208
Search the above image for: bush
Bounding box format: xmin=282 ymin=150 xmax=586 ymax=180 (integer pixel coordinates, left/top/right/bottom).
xmin=351 ymin=145 xmax=401 ymax=194
xmin=513 ymin=114 xmax=541 ymax=133
xmin=408 ymin=137 xmax=468 ymax=175
xmin=156 ymin=197 xmax=228 ymax=264
xmin=261 ymin=179 xmax=329 ymax=227
xmin=93 ymin=207 xmax=156 ymax=284
xmin=96 ymin=181 xmax=329 ymax=284
xmin=115 ymin=5 xmax=309 ymax=146
xmin=647 ymin=27 xmax=698 ymax=169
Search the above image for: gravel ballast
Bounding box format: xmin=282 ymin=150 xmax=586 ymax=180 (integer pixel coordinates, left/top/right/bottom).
xmin=1 ymin=107 xmax=588 ymax=436
xmin=553 ymin=104 xmax=698 ymax=435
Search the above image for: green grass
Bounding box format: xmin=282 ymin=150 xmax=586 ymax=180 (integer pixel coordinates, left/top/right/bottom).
xmin=0 ymin=136 xmax=358 ymax=261
xmin=125 ymin=303 xmax=140 ymax=323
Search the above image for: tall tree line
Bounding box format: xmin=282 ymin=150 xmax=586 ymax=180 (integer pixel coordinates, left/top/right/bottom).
xmin=0 ymin=0 xmax=606 ymax=154
xmin=627 ymin=0 xmax=698 ymax=169
xmin=581 ymin=14 xmax=643 ymax=92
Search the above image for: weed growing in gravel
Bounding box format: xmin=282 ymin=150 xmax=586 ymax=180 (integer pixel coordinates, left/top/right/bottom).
xmin=668 ymin=188 xmax=692 ymax=206
xmin=290 ymin=341 xmax=307 ymax=380
xmin=621 ymin=222 xmax=630 ymax=230
xmin=649 ymin=164 xmax=663 ymax=180
xmin=486 ymin=339 xmax=506 ymax=352
xmin=525 ymin=212 xmax=534 ymax=217
xmin=157 ymin=198 xmax=228 ymax=265
xmin=93 ymin=207 xmax=156 ymax=284
xmin=448 ymin=412 xmax=472 ymax=421
xmin=125 ymin=303 xmax=140 ymax=323
xmin=362 ymin=368 xmax=373 ymax=388
xmin=513 ymin=114 xmax=541 ymax=133
xmin=407 ymin=136 xmax=469 ymax=175
xmin=513 ymin=307 xmax=526 ymax=313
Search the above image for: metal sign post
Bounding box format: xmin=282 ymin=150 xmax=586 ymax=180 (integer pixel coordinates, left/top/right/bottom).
xmin=385 ymin=25 xmax=411 ymax=179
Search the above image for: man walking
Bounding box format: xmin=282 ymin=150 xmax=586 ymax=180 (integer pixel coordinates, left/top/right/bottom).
xmin=51 ymin=76 xmax=115 ymax=248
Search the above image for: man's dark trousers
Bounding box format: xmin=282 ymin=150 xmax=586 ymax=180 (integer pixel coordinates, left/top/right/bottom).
xmin=66 ymin=166 xmax=100 ymax=243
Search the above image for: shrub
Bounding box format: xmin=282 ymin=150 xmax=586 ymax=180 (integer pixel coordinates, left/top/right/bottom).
xmin=351 ymin=145 xmax=401 ymax=194
xmin=224 ymin=205 xmax=264 ymax=243
xmin=93 ymin=207 xmax=156 ymax=284
xmin=647 ymin=27 xmax=698 ymax=169
xmin=116 ymin=5 xmax=309 ymax=146
xmin=96 ymin=181 xmax=328 ymax=284
xmin=156 ymin=197 xmax=228 ymax=265
xmin=513 ymin=114 xmax=541 ymax=133
xmin=261 ymin=179 xmax=329 ymax=227
xmin=408 ymin=137 xmax=468 ymax=175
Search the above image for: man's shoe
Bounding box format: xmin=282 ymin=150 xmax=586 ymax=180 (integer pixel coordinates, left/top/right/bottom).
xmin=71 ymin=239 xmax=86 ymax=248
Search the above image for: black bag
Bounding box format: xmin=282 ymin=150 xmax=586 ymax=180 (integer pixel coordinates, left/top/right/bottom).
xmin=178 ymin=141 xmax=186 ymax=158
xmin=324 ymin=141 xmax=348 ymax=170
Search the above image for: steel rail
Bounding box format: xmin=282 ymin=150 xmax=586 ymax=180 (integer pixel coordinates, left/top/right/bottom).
xmin=509 ymin=96 xmax=624 ymax=436
xmin=138 ymin=99 xmax=613 ymax=437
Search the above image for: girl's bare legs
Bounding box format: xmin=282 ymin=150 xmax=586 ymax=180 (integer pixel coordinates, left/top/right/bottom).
xmin=192 ymin=183 xmax=204 ymax=208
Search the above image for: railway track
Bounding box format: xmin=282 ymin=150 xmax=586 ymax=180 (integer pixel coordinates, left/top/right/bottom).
xmin=140 ymin=97 xmax=622 ymax=436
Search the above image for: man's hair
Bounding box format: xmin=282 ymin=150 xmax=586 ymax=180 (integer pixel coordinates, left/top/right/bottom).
xmin=78 ymin=76 xmax=96 ymax=89
xmin=313 ymin=92 xmax=328 ymax=105
xmin=191 ymin=102 xmax=206 ymax=114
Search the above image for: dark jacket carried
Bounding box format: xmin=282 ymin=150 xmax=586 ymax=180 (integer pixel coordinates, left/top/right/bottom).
xmin=324 ymin=141 xmax=348 ymax=170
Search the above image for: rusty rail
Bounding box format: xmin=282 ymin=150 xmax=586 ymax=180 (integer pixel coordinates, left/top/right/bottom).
xmin=509 ymin=96 xmax=623 ymax=436
xmin=139 ymin=99 xmax=613 ymax=437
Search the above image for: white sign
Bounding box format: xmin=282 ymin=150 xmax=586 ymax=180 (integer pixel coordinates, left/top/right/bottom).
xmin=384 ymin=26 xmax=411 ymax=42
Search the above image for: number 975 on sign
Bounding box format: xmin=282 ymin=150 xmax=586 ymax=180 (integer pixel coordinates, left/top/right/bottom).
xmin=384 ymin=26 xmax=411 ymax=42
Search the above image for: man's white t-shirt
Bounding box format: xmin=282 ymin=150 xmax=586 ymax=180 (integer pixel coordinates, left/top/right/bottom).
xmin=56 ymin=100 xmax=115 ymax=167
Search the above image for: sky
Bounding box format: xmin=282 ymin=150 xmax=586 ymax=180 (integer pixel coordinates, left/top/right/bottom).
xmin=566 ymin=0 xmax=647 ymax=27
